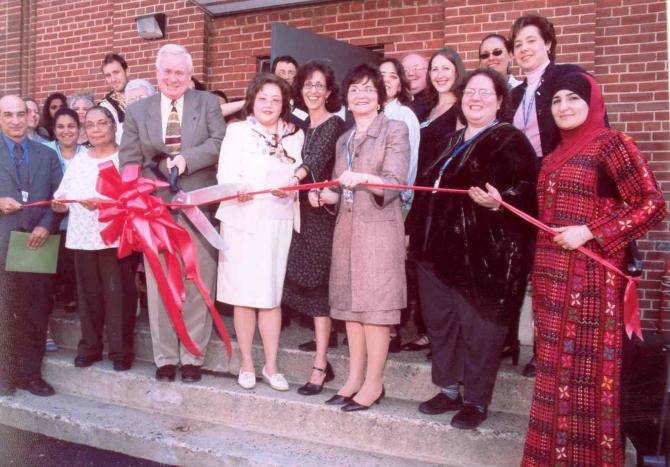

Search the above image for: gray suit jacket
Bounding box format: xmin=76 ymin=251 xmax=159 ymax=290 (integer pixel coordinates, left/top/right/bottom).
xmin=0 ymin=139 xmax=62 ymax=265
xmin=118 ymin=89 xmax=226 ymax=200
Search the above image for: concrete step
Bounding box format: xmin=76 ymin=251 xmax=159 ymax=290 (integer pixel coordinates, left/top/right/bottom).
xmin=38 ymin=350 xmax=529 ymax=466
xmin=49 ymin=312 xmax=535 ymax=415
xmin=0 ymin=391 xmax=440 ymax=467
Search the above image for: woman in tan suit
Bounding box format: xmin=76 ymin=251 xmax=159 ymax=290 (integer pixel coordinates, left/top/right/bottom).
xmin=310 ymin=64 xmax=410 ymax=411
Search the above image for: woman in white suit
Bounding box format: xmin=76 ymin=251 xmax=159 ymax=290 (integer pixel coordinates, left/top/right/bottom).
xmin=216 ymin=73 xmax=304 ymax=391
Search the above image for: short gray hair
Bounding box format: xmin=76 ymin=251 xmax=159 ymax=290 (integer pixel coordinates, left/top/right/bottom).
xmin=156 ymin=44 xmax=193 ymax=72
xmin=124 ymin=79 xmax=156 ymax=100
xmin=68 ymin=94 xmax=94 ymax=109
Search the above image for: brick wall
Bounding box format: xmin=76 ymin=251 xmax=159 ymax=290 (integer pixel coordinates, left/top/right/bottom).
xmin=208 ymin=0 xmax=446 ymax=97
xmin=0 ymin=0 xmax=31 ymax=96
xmin=0 ymin=0 xmax=668 ymax=327
xmin=28 ymin=0 xmax=207 ymax=103
xmin=594 ymin=0 xmax=670 ymax=328
xmin=444 ymin=0 xmax=596 ymax=73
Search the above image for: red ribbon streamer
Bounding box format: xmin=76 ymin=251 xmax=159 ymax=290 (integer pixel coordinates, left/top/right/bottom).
xmin=364 ymin=181 xmax=642 ymax=340
xmin=94 ymin=162 xmax=232 ymax=359
xmin=492 ymin=194 xmax=642 ymax=340
xmin=26 ymin=176 xmax=643 ymax=343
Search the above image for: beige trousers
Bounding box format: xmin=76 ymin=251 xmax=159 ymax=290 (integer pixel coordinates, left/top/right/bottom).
xmin=144 ymin=215 xmax=216 ymax=366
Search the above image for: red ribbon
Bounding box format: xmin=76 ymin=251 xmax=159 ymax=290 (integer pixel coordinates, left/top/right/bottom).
xmin=26 ymin=176 xmax=643 ymax=343
xmin=94 ymin=161 xmax=232 ymax=359
xmin=363 ymin=182 xmax=642 ymax=339
xmin=489 ymin=194 xmax=641 ymax=340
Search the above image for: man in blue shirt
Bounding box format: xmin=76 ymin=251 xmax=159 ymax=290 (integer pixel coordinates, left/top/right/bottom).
xmin=0 ymin=95 xmax=62 ymax=397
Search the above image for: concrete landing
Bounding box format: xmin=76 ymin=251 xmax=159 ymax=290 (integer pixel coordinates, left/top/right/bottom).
xmin=36 ymin=350 xmax=528 ymax=466
xmin=0 ymin=391 xmax=439 ymax=466
xmin=50 ymin=312 xmax=536 ymax=415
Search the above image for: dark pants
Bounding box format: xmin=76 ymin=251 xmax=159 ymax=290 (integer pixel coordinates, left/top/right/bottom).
xmin=400 ymin=258 xmax=427 ymax=334
xmin=74 ymin=249 xmax=137 ymax=361
xmin=416 ymin=261 xmax=507 ymax=406
xmin=0 ymin=270 xmax=50 ymax=384
xmin=54 ymin=231 xmax=76 ymax=304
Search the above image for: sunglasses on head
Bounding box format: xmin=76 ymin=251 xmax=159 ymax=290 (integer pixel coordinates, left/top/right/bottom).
xmin=479 ymin=49 xmax=505 ymax=60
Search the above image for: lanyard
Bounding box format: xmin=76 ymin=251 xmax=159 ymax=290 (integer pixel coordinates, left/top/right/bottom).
xmin=521 ymin=89 xmax=536 ymax=130
xmin=344 ymin=130 xmax=356 ymax=170
xmin=342 ymin=131 xmax=357 ymax=204
xmin=437 ymin=120 xmax=498 ymax=177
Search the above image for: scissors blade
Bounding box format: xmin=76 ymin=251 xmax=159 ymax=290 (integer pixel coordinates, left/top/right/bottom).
xmin=181 ymin=204 xmax=228 ymax=251
xmin=179 ymin=183 xmax=243 ymax=206
xmin=171 ymin=183 xmax=242 ymax=252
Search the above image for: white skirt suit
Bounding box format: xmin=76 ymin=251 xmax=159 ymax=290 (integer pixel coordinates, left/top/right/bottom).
xmin=215 ymin=120 xmax=304 ymax=309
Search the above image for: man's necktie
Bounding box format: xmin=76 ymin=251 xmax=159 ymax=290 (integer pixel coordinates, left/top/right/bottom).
xmin=13 ymin=144 xmax=29 ymax=188
xmin=13 ymin=144 xmax=30 ymax=230
xmin=165 ymin=100 xmax=182 ymax=155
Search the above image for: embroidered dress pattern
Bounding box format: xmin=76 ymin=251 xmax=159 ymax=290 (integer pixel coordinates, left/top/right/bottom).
xmin=522 ymin=132 xmax=665 ymax=467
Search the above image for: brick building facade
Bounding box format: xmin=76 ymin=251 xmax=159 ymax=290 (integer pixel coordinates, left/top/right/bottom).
xmin=1 ymin=0 xmax=668 ymax=328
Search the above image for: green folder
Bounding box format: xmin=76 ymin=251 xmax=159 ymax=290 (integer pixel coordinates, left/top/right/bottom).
xmin=5 ymin=231 xmax=60 ymax=274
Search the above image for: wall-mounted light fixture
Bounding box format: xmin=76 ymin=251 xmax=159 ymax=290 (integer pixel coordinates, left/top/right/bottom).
xmin=135 ymin=13 xmax=167 ymax=40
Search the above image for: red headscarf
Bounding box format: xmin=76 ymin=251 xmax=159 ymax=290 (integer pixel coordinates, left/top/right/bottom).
xmin=540 ymin=73 xmax=609 ymax=175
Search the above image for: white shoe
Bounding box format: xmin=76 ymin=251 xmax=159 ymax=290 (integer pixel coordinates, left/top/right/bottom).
xmin=262 ymin=366 xmax=289 ymax=391
xmin=238 ymin=369 xmax=256 ymax=389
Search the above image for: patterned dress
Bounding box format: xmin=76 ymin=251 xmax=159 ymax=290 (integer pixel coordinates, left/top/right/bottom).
xmin=283 ymin=116 xmax=345 ymax=317
xmin=522 ymin=131 xmax=665 ymax=466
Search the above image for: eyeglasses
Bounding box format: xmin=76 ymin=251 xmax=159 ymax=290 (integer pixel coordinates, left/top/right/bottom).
xmin=85 ymin=120 xmax=112 ymax=130
xmin=403 ymin=65 xmax=427 ymax=74
xmin=348 ymin=86 xmax=378 ymax=95
xmin=479 ymin=49 xmax=505 ymax=60
xmin=463 ymin=88 xmax=497 ymax=98
xmin=303 ymin=82 xmax=326 ymax=92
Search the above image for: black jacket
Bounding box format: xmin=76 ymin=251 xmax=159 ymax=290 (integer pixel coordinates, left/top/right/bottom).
xmin=408 ymin=123 xmax=537 ymax=323
xmin=510 ymin=62 xmax=585 ymax=159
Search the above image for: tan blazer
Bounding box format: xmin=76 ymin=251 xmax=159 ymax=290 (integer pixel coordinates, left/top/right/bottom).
xmin=329 ymin=113 xmax=410 ymax=312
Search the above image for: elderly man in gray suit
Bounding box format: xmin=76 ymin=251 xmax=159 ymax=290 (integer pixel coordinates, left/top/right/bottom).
xmin=0 ymin=95 xmax=62 ymax=397
xmin=119 ymin=44 xmax=226 ymax=383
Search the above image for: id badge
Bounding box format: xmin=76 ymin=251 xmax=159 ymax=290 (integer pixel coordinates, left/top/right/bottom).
xmin=21 ymin=191 xmax=29 ymax=203
xmin=432 ymin=176 xmax=442 ymax=194
xmin=343 ymin=188 xmax=354 ymax=204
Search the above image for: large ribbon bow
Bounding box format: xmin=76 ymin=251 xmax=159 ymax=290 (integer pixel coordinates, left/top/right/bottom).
xmin=96 ymin=161 xmax=232 ymax=358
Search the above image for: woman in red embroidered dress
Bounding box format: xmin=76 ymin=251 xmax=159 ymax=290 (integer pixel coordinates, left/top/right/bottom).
xmin=518 ymin=73 xmax=665 ymax=465
xmin=472 ymin=71 xmax=665 ymax=465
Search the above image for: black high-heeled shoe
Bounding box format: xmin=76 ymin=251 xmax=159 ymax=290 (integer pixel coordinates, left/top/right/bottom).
xmin=341 ymin=386 xmax=385 ymax=412
xmin=500 ymin=340 xmax=520 ymax=366
xmin=325 ymin=391 xmax=357 ymax=405
xmin=297 ymin=362 xmax=335 ymax=396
